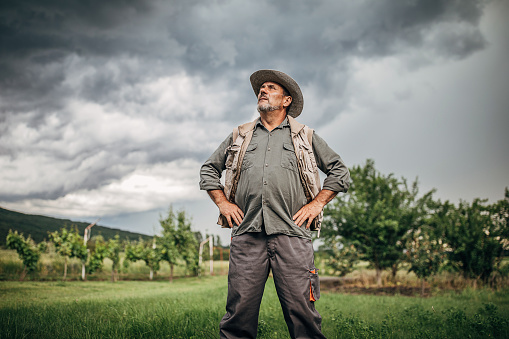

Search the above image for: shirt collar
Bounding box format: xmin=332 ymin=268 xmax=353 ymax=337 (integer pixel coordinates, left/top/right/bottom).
xmin=255 ymin=116 xmax=290 ymax=131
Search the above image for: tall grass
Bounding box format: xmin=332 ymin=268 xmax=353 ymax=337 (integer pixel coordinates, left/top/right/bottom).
xmin=1 ymin=276 xmax=508 ymax=338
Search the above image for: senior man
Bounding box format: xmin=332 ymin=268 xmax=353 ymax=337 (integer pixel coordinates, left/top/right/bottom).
xmin=200 ymin=70 xmax=350 ymax=338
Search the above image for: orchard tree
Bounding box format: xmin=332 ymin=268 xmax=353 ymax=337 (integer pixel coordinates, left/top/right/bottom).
xmin=323 ymin=159 xmax=433 ymax=286
xmin=125 ymin=237 xmax=161 ymax=280
xmin=174 ymin=210 xmax=199 ymax=276
xmin=6 ymin=230 xmax=47 ymax=281
xmin=438 ymin=193 xmax=509 ymax=283
xmin=405 ymin=225 xmax=445 ymax=296
xmin=87 ymin=235 xmax=109 ymax=275
xmin=158 ymin=207 xmax=180 ymax=282
xmin=49 ymin=227 xmax=87 ymax=281
xmin=105 ymin=235 xmax=122 ymax=282
xmin=325 ymin=239 xmax=359 ymax=277
xmin=157 ymin=207 xmax=199 ymax=277
xmin=490 ymin=188 xmax=509 ymax=276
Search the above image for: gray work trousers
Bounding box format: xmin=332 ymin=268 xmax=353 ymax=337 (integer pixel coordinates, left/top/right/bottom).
xmin=219 ymin=231 xmax=325 ymax=339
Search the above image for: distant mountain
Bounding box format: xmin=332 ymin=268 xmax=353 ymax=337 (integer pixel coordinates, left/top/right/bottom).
xmin=0 ymin=206 xmax=152 ymax=246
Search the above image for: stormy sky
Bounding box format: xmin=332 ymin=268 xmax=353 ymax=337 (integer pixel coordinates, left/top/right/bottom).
xmin=1 ymin=0 xmax=508 ymax=241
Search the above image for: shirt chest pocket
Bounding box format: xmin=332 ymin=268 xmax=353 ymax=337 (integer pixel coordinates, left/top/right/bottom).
xmin=281 ymin=142 xmax=298 ymax=172
xmin=241 ymin=143 xmax=258 ymax=172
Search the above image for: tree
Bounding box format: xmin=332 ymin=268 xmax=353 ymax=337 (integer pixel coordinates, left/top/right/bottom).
xmin=49 ymin=227 xmax=87 ymax=281
xmin=323 ymin=159 xmax=433 ymax=286
xmin=325 ymin=239 xmax=359 ymax=277
xmin=158 ymin=207 xmax=181 ymax=282
xmin=490 ymin=188 xmax=509 ymax=278
xmin=87 ymin=235 xmax=109 ymax=275
xmin=6 ymin=230 xmax=46 ymax=281
xmin=125 ymin=237 xmax=161 ymax=280
xmin=157 ymin=207 xmax=200 ymax=278
xmin=405 ymin=225 xmax=445 ymax=296
xmin=438 ymin=192 xmax=509 ymax=283
xmin=105 ymin=235 xmax=122 ymax=282
xmin=174 ymin=210 xmax=199 ymax=276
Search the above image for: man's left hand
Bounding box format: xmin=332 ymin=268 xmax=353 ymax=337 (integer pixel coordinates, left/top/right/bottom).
xmin=292 ymin=189 xmax=338 ymax=229
xmin=293 ymin=200 xmax=324 ymax=229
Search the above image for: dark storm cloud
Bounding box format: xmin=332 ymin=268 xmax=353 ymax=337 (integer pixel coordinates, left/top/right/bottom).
xmin=0 ymin=0 xmax=491 ymax=204
xmin=0 ymin=0 xmax=488 ymax=110
xmin=169 ymin=0 xmax=487 ymax=72
xmin=165 ymin=0 xmax=488 ymax=123
xmin=0 ymin=0 xmax=170 ymax=118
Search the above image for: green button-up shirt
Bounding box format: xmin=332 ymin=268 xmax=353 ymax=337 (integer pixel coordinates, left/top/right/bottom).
xmin=200 ymin=117 xmax=349 ymax=239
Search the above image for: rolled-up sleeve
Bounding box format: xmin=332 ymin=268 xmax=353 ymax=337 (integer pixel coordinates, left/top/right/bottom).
xmin=199 ymin=133 xmax=233 ymax=191
xmin=312 ymin=132 xmax=350 ymax=193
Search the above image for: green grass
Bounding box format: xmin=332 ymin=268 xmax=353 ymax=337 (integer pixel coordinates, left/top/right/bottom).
xmin=320 ymin=289 xmax=509 ymax=338
xmin=1 ymin=276 xmax=509 ymax=338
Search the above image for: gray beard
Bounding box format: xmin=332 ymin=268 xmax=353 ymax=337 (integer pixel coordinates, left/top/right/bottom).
xmin=257 ymin=103 xmax=281 ymax=113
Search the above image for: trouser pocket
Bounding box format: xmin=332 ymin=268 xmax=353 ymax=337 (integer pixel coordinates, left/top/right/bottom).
xmin=309 ymin=268 xmax=320 ymax=301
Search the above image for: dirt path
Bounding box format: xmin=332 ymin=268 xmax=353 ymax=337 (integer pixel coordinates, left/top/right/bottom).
xmin=320 ymin=276 xmax=431 ymax=297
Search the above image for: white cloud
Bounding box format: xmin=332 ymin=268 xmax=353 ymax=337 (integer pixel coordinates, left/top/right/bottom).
xmin=0 ymin=68 xmax=237 ymax=203
xmin=2 ymin=159 xmax=202 ymax=217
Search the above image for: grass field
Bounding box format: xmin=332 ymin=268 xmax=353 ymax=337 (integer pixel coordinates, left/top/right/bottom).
xmin=1 ymin=276 xmax=509 ymax=338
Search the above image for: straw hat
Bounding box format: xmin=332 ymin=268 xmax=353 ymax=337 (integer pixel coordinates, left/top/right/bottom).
xmin=250 ymin=69 xmax=304 ymax=118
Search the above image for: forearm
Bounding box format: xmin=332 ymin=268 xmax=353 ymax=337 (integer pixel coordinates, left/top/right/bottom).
xmin=207 ymin=189 xmax=244 ymax=228
xmin=312 ymin=189 xmax=338 ymax=209
xmin=207 ymin=189 xmax=229 ymax=209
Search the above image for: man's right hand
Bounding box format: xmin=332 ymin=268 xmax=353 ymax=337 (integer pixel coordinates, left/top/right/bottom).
xmin=218 ymin=200 xmax=244 ymax=228
xmin=207 ymin=189 xmax=244 ymax=228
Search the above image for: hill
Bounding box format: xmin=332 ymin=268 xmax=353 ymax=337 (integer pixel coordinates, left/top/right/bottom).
xmin=0 ymin=206 xmax=152 ymax=246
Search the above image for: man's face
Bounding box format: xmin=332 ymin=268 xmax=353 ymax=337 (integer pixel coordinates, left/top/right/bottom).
xmin=257 ymin=81 xmax=291 ymax=113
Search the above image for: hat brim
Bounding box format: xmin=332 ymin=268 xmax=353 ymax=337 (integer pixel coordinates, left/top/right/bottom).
xmin=250 ymin=70 xmax=303 ymax=118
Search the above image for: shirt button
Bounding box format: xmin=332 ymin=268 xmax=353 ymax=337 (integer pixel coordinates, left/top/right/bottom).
xmin=263 ymin=181 xmax=267 ymax=185
xmin=268 ymin=147 xmax=271 ymax=151
xmin=265 ymin=163 xmax=268 ymax=167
